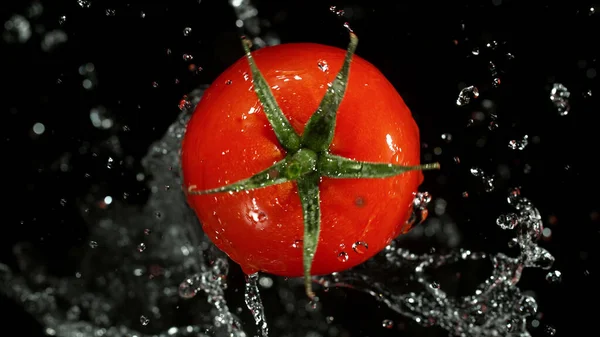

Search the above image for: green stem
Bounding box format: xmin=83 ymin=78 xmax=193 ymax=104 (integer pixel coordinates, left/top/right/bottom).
xmin=242 ymin=38 xmax=301 ymax=152
xmin=301 ymin=32 xmax=358 ymax=152
xmin=318 ymin=153 xmax=441 ymax=178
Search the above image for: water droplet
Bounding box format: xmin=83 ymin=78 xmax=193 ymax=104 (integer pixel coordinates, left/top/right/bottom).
xmin=292 ymin=240 xmax=302 ymax=248
xmin=496 ymin=213 xmax=519 ymax=230
xmin=343 ymin=22 xmax=353 ymax=32
xmin=470 ymin=167 xmax=483 ymax=177
xmin=58 ymin=16 xmax=66 ymax=25
xmin=508 ymin=135 xmax=529 ymax=150
xmin=352 ymin=241 xmax=368 ymax=254
xmin=326 ymin=316 xmax=334 ymax=323
xmin=492 ymin=78 xmax=501 ymax=87
xmin=430 ymin=281 xmax=440 ymax=289
xmin=337 ymin=251 xmax=349 ymax=262
xmin=317 ymin=59 xmax=329 ymax=72
xmin=137 ymin=243 xmax=146 ymax=252
xmin=518 ymin=296 xmax=538 ymax=316
xmin=441 ymin=133 xmax=453 ymax=142
xmin=140 ymin=11 xmax=146 ymax=18
xmin=545 ymin=325 xmax=557 ymax=336
xmin=225 ymin=80 xmax=232 ymax=85
xmin=550 ymin=83 xmax=571 ymax=116
xmin=77 ymin=0 xmax=91 ymax=8
xmin=382 ymin=319 xmax=394 ymax=328
xmin=89 ymin=240 xmax=98 ymax=248
xmin=152 ymin=81 xmax=159 ymax=88
xmin=178 ymin=278 xmax=198 ymax=299
xmin=140 ymin=315 xmax=149 ymax=326
xmin=89 ymin=106 xmax=113 ymax=130
xmin=183 ymin=54 xmax=193 ymax=61
xmin=456 ymin=86 xmax=479 ymax=106
xmin=545 ymin=270 xmax=562 ymax=283
xmin=144 ymin=229 xmax=151 ymax=235
xmin=105 ymin=9 xmax=115 ymax=16
xmin=183 ymin=27 xmax=192 ymax=36
xmin=155 ymin=211 xmax=162 ymax=219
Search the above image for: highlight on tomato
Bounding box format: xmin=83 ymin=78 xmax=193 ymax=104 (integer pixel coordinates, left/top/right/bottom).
xmin=181 ymin=31 xmax=439 ymax=298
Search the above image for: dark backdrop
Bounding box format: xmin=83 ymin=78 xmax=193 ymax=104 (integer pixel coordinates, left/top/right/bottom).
xmin=2 ymin=0 xmax=599 ymax=336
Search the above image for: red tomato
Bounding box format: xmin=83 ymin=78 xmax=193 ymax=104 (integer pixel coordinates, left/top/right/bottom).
xmin=182 ymin=42 xmax=423 ymax=278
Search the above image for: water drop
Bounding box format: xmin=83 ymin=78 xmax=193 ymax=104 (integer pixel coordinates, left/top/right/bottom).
xmin=326 ymin=316 xmax=334 ymax=323
xmin=292 ymin=240 xmax=302 ymax=248
xmin=545 ymin=270 xmax=562 ymax=283
xmin=337 ymin=251 xmax=349 ymax=262
xmin=343 ymin=22 xmax=353 ymax=32
xmin=317 ymin=59 xmax=329 ymax=72
xmin=77 ymin=0 xmax=91 ymax=8
xmin=144 ymin=229 xmax=151 ymax=235
xmin=137 ymin=243 xmax=146 ymax=252
xmin=518 ymin=296 xmax=538 ymax=316
xmin=183 ymin=27 xmax=192 ymax=36
xmin=430 ymin=281 xmax=440 ymax=289
xmin=382 ymin=319 xmax=394 ymax=329
xmin=493 ymin=78 xmax=501 ymax=87
xmin=225 ymin=80 xmax=232 ymax=85
xmin=472 ymin=47 xmax=480 ymax=55
xmin=89 ymin=241 xmax=98 ymax=248
xmin=441 ymin=133 xmax=453 ymax=142
xmin=470 ymin=167 xmax=483 ymax=177
xmin=152 ymin=81 xmax=159 ymax=88
xmin=496 ymin=213 xmax=519 ymax=230
xmin=351 ymin=241 xmax=368 ymax=254
xmin=106 ymin=157 xmax=113 ymax=169
xmin=178 ymin=278 xmax=198 ymax=299
xmin=58 ymin=16 xmax=66 ymax=24
xmin=545 ymin=325 xmax=557 ymax=336
xmin=183 ymin=54 xmax=193 ymax=61
xmin=456 ymin=86 xmax=479 ymax=106
xmin=140 ymin=315 xmax=149 ymax=326
xmin=105 ymin=9 xmax=115 ymax=16
xmin=508 ymin=135 xmax=529 ymax=150
xmin=550 ymin=83 xmax=570 ymax=116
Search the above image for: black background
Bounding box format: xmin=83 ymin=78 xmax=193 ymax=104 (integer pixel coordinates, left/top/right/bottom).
xmin=2 ymin=0 xmax=599 ymax=336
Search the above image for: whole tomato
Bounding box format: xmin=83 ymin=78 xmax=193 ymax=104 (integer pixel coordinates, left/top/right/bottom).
xmin=182 ymin=33 xmax=438 ymax=297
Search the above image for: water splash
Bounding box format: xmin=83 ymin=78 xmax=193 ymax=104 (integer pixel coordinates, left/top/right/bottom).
xmin=1 ymin=85 xmax=553 ymax=336
xmin=244 ymin=273 xmax=268 ymax=337
xmin=317 ymin=188 xmax=552 ymax=337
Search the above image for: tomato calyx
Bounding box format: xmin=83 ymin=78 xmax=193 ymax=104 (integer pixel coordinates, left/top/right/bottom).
xmin=187 ymin=32 xmax=440 ymax=299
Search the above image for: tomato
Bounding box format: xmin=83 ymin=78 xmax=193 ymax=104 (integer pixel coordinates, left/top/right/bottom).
xmin=182 ymin=33 xmax=437 ymax=297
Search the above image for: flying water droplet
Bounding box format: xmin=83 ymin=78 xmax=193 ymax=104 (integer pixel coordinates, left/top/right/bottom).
xmin=77 ymin=0 xmax=91 ymax=8
xmin=183 ymin=27 xmax=192 ymax=36
xmin=140 ymin=315 xmax=149 ymax=326
xmin=137 ymin=243 xmax=146 ymax=252
xmin=382 ymin=319 xmax=394 ymax=329
xmin=89 ymin=241 xmax=98 ymax=248
xmin=456 ymin=86 xmax=479 ymax=106
xmin=337 ymin=251 xmax=349 ymax=262
xmin=496 ymin=213 xmax=519 ymax=230
xmin=292 ymin=240 xmax=302 ymax=248
xmin=183 ymin=54 xmax=193 ymax=61
xmin=550 ymin=83 xmax=570 ymax=116
xmin=508 ymin=135 xmax=529 ymax=150
xmin=545 ymin=270 xmax=562 ymax=283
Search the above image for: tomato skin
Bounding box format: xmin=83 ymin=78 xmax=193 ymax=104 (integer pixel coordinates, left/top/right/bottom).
xmin=182 ymin=43 xmax=423 ymax=277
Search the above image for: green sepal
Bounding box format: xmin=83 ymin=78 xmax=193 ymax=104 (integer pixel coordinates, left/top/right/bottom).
xmin=301 ymin=33 xmax=359 ymax=152
xmin=318 ymin=153 xmax=441 ymax=178
xmin=296 ymin=172 xmax=321 ymax=299
xmin=187 ymin=158 xmax=292 ymax=195
xmin=242 ymin=38 xmax=301 ymax=152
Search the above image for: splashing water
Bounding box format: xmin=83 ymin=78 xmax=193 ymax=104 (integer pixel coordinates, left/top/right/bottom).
xmin=1 ymin=2 xmax=555 ymax=337
xmin=1 ymin=85 xmax=553 ymax=337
